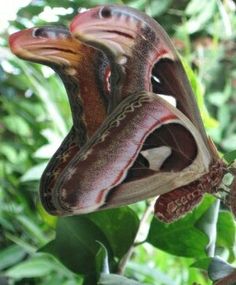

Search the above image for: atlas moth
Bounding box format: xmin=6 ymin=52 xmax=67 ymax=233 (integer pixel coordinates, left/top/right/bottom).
xmin=9 ymin=5 xmax=235 ymax=222
xmin=8 ymin=25 xmax=190 ymax=217
xmin=68 ymin=4 xmax=236 ymax=222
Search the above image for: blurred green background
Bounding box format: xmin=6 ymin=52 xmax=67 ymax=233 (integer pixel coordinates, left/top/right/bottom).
xmin=0 ymin=0 xmax=236 ymax=284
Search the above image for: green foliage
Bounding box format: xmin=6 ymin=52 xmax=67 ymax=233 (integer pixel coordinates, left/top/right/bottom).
xmin=1 ymin=0 xmax=236 ymax=285
xmin=216 ymin=211 xmax=236 ymax=262
xmin=224 ymin=150 xmax=236 ymax=164
xmin=42 ymin=208 xmax=139 ymax=275
xmin=147 ymin=196 xmax=218 ymax=258
xmin=99 ymin=273 xmax=146 ymax=284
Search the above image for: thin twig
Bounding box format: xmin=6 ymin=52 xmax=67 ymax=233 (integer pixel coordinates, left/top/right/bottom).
xmin=117 ymin=199 xmax=156 ymax=274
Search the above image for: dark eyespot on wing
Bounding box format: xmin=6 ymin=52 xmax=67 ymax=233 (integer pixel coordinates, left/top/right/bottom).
xmin=99 ymin=6 xmax=112 ymax=18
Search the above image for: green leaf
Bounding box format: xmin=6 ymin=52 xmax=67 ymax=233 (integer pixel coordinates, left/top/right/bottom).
xmin=95 ymin=242 xmax=110 ymax=276
xmin=216 ymin=211 xmax=236 ymax=261
xmin=41 ymin=216 xmax=113 ymax=274
xmin=82 ymin=274 xmax=97 ymax=285
xmin=186 ymin=0 xmax=209 ymax=15
xmin=181 ymin=57 xmax=218 ymax=129
xmin=0 ymin=143 xmax=18 ymax=163
xmin=42 ymin=208 xmax=139 ymax=275
xmin=127 ymin=261 xmax=176 ymax=285
xmin=5 ymin=233 xmax=36 ymax=254
xmin=16 ymin=215 xmax=48 ymax=245
xmin=37 ymin=202 xmax=57 ymax=228
xmin=145 ymin=0 xmax=173 ymax=17
xmin=224 ymin=150 xmax=236 ymax=164
xmin=222 ymin=135 xmax=236 ymax=152
xmin=17 ymin=60 xmax=68 ymax=137
xmin=3 ymin=115 xmax=31 ymax=136
xmin=147 ymin=195 xmax=215 ymax=257
xmin=98 ymin=273 xmax=145 ymax=285
xmin=185 ymin=0 xmax=217 ymax=33
xmin=88 ymin=207 xmax=139 ymax=258
xmin=195 ymin=200 xmax=220 ymax=257
xmin=0 ymin=245 xmax=26 ymax=271
xmin=191 ymin=257 xmax=212 ymax=270
xmin=20 ymin=162 xmax=48 ymax=182
xmin=218 ymin=105 xmax=231 ymax=130
xmin=6 ymin=255 xmax=58 ymax=279
xmin=34 ymin=143 xmax=61 ymax=159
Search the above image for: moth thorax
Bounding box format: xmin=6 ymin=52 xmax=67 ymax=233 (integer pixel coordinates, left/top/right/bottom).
xmin=201 ymin=159 xmax=227 ymax=194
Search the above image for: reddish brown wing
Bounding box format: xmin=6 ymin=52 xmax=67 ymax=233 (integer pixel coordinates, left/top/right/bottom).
xmin=10 ymin=26 xmax=167 ymax=215
xmin=51 ymin=92 xmax=211 ymax=215
xmin=70 ymin=5 xmax=208 ymax=144
xmin=70 ymin=5 xmax=225 ymax=221
xmin=9 ymin=27 xmax=109 ymax=214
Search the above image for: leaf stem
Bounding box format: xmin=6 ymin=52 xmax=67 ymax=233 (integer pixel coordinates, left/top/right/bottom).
xmin=117 ymin=199 xmax=155 ymax=274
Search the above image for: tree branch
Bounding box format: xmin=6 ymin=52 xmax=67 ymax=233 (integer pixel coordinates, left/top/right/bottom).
xmin=117 ymin=199 xmax=156 ymax=274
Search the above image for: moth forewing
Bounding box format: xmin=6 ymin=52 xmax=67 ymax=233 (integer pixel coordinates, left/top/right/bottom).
xmin=102 ymin=92 xmax=212 ymax=209
xmin=50 ymin=92 xmax=211 ymax=215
